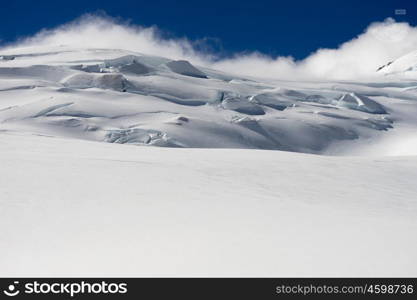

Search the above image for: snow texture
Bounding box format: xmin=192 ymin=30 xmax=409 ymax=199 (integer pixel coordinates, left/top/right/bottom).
xmin=2 ymin=47 xmax=416 ymax=154
xmin=1 ymin=45 xmax=417 ymax=277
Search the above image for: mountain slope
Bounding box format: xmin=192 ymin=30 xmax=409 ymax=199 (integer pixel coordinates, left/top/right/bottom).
xmin=1 ymin=45 xmax=417 ymax=277
xmin=377 ymin=50 xmax=417 ymax=78
xmin=2 ymin=46 xmax=416 ymax=155
xmin=1 ymin=131 xmax=416 ymax=276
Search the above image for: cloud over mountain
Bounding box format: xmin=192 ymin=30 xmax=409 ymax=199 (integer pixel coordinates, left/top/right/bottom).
xmin=2 ymin=14 xmax=417 ymax=80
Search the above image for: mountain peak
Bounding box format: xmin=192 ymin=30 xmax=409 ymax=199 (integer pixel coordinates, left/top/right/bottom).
xmin=377 ymin=50 xmax=417 ymax=77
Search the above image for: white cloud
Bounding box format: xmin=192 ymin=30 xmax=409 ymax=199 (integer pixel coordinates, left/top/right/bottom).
xmin=3 ymin=14 xmax=417 ymax=81
xmin=214 ymin=18 xmax=417 ymax=80
xmin=3 ymin=14 xmax=210 ymax=65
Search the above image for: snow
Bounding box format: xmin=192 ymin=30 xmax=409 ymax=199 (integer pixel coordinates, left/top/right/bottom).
xmin=61 ymin=73 xmax=129 ymax=91
xmin=1 ymin=47 xmax=415 ymax=154
xmin=377 ymin=50 xmax=417 ymax=77
xmin=165 ymin=60 xmax=207 ymax=78
xmin=0 ymin=131 xmax=416 ymax=277
xmin=1 ymin=45 xmax=417 ymax=276
xmin=337 ymin=93 xmax=387 ymax=114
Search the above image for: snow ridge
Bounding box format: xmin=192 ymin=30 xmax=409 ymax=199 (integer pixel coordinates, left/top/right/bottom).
xmin=1 ymin=46 xmax=417 ymax=155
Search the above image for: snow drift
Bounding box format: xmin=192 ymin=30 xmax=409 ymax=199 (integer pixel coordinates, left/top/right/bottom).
xmin=1 ymin=15 xmax=417 ymax=278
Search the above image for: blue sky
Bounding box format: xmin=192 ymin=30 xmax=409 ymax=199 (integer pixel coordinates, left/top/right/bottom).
xmin=0 ymin=0 xmax=415 ymax=59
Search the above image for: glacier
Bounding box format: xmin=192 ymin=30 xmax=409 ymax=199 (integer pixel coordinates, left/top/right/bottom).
xmin=1 ymin=43 xmax=417 ymax=277
xmin=1 ymin=46 xmax=417 ymax=155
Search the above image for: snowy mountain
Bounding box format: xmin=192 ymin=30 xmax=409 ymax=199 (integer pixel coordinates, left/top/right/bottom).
xmin=2 ymin=46 xmax=417 ymax=155
xmin=377 ymin=50 xmax=417 ymax=78
xmin=1 ymin=44 xmax=417 ymax=277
